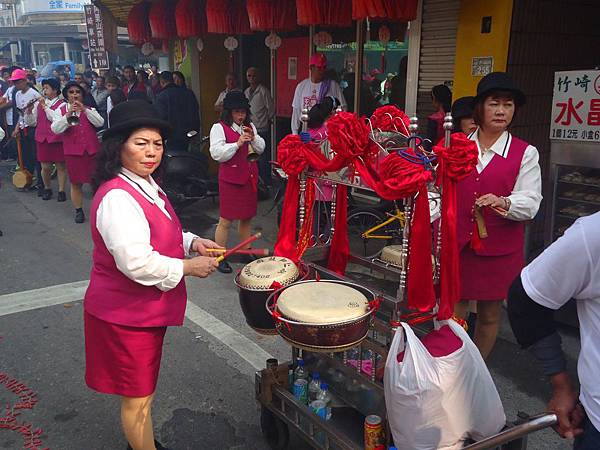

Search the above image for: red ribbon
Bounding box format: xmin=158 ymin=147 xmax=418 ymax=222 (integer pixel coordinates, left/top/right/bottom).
xmin=369 ymin=105 xmax=410 ymax=135
xmin=433 ymin=133 xmax=478 ymax=320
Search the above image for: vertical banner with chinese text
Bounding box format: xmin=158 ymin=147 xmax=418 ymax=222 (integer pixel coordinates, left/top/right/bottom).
xmin=551 ymin=70 xmax=600 ymax=142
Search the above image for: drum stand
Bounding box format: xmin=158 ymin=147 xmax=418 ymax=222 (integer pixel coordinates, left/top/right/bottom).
xmin=256 ymin=112 xmax=556 ymax=450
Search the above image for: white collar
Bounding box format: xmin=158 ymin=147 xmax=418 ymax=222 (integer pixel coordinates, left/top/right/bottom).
xmin=469 ymin=128 xmax=511 ymax=159
xmin=47 ymin=97 xmax=61 ymax=107
xmin=118 ymin=167 xmax=165 ymax=203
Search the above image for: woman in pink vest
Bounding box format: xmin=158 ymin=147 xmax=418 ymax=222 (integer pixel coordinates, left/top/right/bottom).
xmin=35 ymin=78 xmax=67 ymax=201
xmin=209 ymin=90 xmax=265 ymax=273
xmin=454 ymin=72 xmax=542 ymax=359
xmin=85 ymin=100 xmax=220 ymax=450
xmin=51 ymin=81 xmax=104 ymax=223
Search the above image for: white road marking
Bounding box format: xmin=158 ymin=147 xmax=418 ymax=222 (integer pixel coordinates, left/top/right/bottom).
xmin=0 ymin=280 xmax=89 ymax=316
xmin=0 ymin=281 xmax=274 ymax=371
xmin=185 ymin=301 xmax=274 ymax=371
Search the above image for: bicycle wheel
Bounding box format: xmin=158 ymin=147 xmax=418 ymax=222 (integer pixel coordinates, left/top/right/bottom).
xmin=347 ymin=208 xmax=401 ymax=258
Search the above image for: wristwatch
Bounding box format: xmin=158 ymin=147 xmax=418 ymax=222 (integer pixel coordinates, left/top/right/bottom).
xmin=500 ymin=196 xmax=511 ymax=211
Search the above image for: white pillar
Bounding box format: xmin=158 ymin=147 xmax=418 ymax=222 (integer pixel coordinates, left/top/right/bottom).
xmin=405 ymin=0 xmax=423 ymax=116
xmin=63 ymin=42 xmax=69 ymax=61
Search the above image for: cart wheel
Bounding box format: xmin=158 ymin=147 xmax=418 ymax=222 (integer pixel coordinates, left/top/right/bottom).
xmin=260 ymin=406 xmax=290 ymax=450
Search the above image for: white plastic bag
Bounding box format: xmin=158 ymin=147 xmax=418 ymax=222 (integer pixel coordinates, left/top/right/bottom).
xmin=383 ymin=320 xmax=505 ymax=450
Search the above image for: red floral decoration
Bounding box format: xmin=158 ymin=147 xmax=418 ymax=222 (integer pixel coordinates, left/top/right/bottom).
xmin=370 ymin=105 xmax=410 ymax=134
xmin=127 ymin=1 xmax=152 ymax=45
xmin=149 ymin=0 xmax=177 ymax=40
xmin=327 ymin=112 xmax=375 ymax=160
xmin=176 ymin=0 xmax=207 ymax=38
xmin=276 ymin=134 xmax=310 ymax=175
xmin=377 ymin=152 xmax=432 ymax=198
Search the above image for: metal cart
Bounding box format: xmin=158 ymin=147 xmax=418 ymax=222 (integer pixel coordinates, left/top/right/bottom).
xmin=256 ymin=113 xmax=558 ymax=449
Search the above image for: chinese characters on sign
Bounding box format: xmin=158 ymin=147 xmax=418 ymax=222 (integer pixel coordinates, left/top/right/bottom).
xmin=84 ymin=5 xmax=109 ymax=71
xmin=550 ymin=70 xmax=600 ymax=142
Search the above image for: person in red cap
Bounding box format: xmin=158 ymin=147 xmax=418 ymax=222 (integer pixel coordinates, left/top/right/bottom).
xmin=291 ymin=53 xmax=346 ymax=134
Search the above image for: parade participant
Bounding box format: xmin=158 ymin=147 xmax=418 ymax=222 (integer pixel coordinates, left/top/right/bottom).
xmin=454 ymin=72 xmax=542 ymax=359
xmin=426 ymin=84 xmax=452 ymax=143
xmin=35 ymin=78 xmax=67 ymax=201
xmin=10 ymin=68 xmax=42 ymax=191
xmin=105 ymin=76 xmax=121 ymax=119
xmin=84 ymin=100 xmax=220 ymax=450
xmin=209 ymin=91 xmax=265 ymax=274
xmin=507 ymin=212 xmax=600 ymax=449
xmin=51 ymin=81 xmax=105 ymax=223
xmin=451 ymin=96 xmax=477 ymax=135
xmin=244 ymin=67 xmax=274 ymax=186
xmin=291 ymin=53 xmax=346 ymax=135
xmin=214 ymin=72 xmax=240 ymax=114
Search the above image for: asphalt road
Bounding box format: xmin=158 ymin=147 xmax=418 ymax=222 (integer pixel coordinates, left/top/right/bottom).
xmin=0 ymin=162 xmax=577 ymax=450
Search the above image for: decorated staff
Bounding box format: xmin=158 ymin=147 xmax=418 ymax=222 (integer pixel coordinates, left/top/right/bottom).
xmin=51 ymin=81 xmax=105 ymax=223
xmin=453 ymin=72 xmax=542 ymax=360
xmin=209 ymin=90 xmax=266 ymax=274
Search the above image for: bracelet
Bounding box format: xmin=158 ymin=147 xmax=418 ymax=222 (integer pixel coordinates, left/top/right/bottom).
xmin=500 ymin=196 xmax=511 ymax=211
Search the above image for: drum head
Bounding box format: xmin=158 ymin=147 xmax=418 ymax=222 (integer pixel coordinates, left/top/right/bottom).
xmin=380 ymin=245 xmax=404 ymax=267
xmin=277 ymin=281 xmax=368 ymax=324
xmin=238 ymin=256 xmax=299 ymax=290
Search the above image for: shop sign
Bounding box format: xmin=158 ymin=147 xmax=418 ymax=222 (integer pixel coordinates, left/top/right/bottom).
xmin=550 ymin=70 xmax=600 ymax=142
xmin=471 ymin=57 xmax=493 ymax=77
xmin=84 ymin=4 xmax=109 ymax=70
xmin=20 ymin=0 xmax=87 ymax=14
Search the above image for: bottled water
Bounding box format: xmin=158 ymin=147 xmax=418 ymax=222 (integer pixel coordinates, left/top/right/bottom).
xmin=317 ymin=382 xmax=332 ymax=420
xmin=308 ymin=372 xmax=322 ymax=402
xmin=294 ymin=359 xmax=308 ymax=382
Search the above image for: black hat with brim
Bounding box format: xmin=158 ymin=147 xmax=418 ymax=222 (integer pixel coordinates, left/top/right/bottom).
xmin=451 ymin=96 xmax=475 ymax=121
xmin=223 ymin=90 xmax=250 ymax=111
xmin=103 ymin=99 xmax=172 ymax=140
xmin=473 ymin=72 xmax=526 ymax=107
xmin=61 ymin=81 xmax=84 ymax=100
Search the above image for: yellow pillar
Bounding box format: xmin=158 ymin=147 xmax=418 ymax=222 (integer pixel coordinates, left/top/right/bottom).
xmin=452 ymin=0 xmax=514 ymax=100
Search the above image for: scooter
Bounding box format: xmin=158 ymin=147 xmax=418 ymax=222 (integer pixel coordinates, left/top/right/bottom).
xmin=162 ymin=131 xmax=218 ymax=214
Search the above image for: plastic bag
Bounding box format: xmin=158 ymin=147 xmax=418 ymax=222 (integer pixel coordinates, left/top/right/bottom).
xmin=383 ymin=319 xmax=505 ymax=450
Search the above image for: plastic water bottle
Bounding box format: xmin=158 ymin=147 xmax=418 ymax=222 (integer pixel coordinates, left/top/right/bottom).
xmin=308 ymin=372 xmax=322 ymax=402
xmin=317 ymin=382 xmax=332 ymax=420
xmin=294 ymin=359 xmax=308 ymax=382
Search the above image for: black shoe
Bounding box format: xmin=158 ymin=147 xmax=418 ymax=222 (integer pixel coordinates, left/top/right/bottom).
xmin=217 ymin=260 xmax=233 ymax=274
xmin=57 ymin=191 xmax=66 ymax=202
xmin=42 ymin=189 xmax=53 ymax=200
xmin=75 ymin=209 xmax=85 ymax=223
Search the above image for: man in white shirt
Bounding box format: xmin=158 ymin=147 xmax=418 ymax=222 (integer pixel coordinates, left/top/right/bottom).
xmin=508 ymin=212 xmax=600 ymax=449
xmin=291 ymin=53 xmax=346 ymax=134
xmin=10 ymin=68 xmax=42 ymax=189
xmin=244 ymin=67 xmax=274 ymax=186
xmin=214 ymin=73 xmax=241 ymax=115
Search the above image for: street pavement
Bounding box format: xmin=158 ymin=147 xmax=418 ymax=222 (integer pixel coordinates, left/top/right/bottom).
xmin=0 ymin=162 xmax=577 ymax=450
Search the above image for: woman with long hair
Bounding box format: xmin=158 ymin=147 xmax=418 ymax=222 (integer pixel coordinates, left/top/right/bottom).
xmin=454 ymin=72 xmax=542 ymax=359
xmin=51 ymin=81 xmax=104 ymax=223
xmin=209 ymin=90 xmax=265 ymax=273
xmin=85 ymin=100 xmax=220 ymax=450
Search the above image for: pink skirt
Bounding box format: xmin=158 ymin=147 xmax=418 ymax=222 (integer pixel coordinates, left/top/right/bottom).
xmin=37 ymin=141 xmax=64 ymax=163
xmin=219 ymin=179 xmax=257 ymax=220
xmin=84 ymin=311 xmax=167 ymax=397
xmin=65 ymin=152 xmax=96 ymax=184
xmin=460 ymin=247 xmax=524 ymax=301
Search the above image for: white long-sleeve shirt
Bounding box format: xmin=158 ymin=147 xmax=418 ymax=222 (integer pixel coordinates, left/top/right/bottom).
xmin=15 ymin=87 xmax=41 ymax=129
xmin=209 ymin=121 xmax=265 ymax=163
xmin=469 ymin=129 xmax=542 ymax=221
xmin=51 ymin=104 xmax=104 ymax=134
xmin=95 ymin=168 xmax=197 ymax=292
xmin=291 ymin=78 xmax=346 ymax=134
xmin=40 ymin=97 xmax=63 ymax=122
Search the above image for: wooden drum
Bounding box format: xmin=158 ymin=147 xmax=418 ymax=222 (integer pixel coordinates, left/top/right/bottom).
xmin=234 ymin=256 xmax=310 ymax=334
xmin=267 ymin=280 xmax=379 ymax=352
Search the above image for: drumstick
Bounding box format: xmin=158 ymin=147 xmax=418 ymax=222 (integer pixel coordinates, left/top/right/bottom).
xmin=207 ymin=248 xmax=270 ymax=256
xmin=215 ymin=232 xmax=262 ymax=262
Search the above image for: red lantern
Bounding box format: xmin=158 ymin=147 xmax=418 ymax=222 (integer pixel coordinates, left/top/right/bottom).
xmin=247 ymin=0 xmax=296 ymax=31
xmin=352 ymin=0 xmax=418 ymax=21
xmin=296 ymin=0 xmax=351 ymax=27
xmin=206 ymin=0 xmax=251 ymax=34
xmin=127 ymin=2 xmax=152 ymax=45
xmin=176 ymin=0 xmax=207 ymax=38
xmin=149 ymin=0 xmax=177 ymax=40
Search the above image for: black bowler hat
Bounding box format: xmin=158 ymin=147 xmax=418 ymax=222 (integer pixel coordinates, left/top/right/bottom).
xmin=223 ymin=90 xmax=250 ymax=110
xmin=473 ymin=72 xmax=526 ymax=107
xmin=451 ymin=96 xmax=474 ymax=121
xmin=61 ymin=81 xmax=84 ymax=100
xmin=103 ymin=100 xmax=172 ymax=140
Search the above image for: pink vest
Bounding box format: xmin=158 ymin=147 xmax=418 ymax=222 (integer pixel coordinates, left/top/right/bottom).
xmin=35 ymin=99 xmax=64 ymax=144
xmin=59 ymin=104 xmax=100 ymax=156
xmin=456 ymin=135 xmax=528 ymax=256
xmin=84 ymin=177 xmax=187 ymax=327
xmin=218 ymin=122 xmax=258 ymax=185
